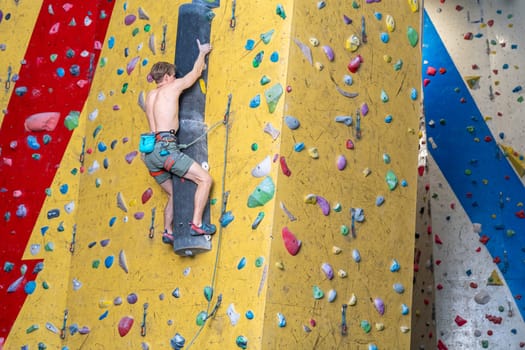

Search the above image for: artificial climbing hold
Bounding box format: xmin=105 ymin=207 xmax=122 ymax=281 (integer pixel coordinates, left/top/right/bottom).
xmin=247 ymin=177 xmax=275 ymax=208
xmin=118 ymin=316 xmax=134 ymax=337
xmin=282 ymin=227 xmax=301 ymax=255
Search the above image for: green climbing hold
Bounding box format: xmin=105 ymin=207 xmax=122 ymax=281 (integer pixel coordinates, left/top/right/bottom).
xmin=340 ymin=225 xmax=349 ymax=236
xmin=276 ymin=4 xmax=286 ymax=19
xmin=144 ymin=24 xmax=151 ymax=32
xmin=260 ymin=75 xmax=271 ymax=85
xmin=92 ymin=259 xmax=100 ymax=268
xmin=204 ymin=286 xmax=213 ymax=302
xmin=313 ymin=286 xmax=324 ymax=299
xmin=64 ymin=111 xmax=80 ymax=130
xmin=407 ymin=26 xmax=419 ymax=47
xmin=360 ymin=320 xmax=371 ymax=333
xmin=255 ymin=257 xmax=264 ymax=267
xmin=196 ymin=311 xmax=207 ymax=326
xmin=386 ymin=170 xmax=398 ymax=191
xmin=265 ymin=83 xmax=283 ymax=113
xmin=465 ymin=169 xmax=472 ymax=176
xmin=260 ymin=29 xmax=275 ymax=44
xmin=132 ymin=27 xmax=140 ymax=36
xmin=247 ymin=177 xmax=275 ymax=208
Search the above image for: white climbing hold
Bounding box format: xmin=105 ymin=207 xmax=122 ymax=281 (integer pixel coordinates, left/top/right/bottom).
xmin=227 ymin=304 xmax=240 ymax=326
xmin=251 ymin=155 xmax=272 ymax=177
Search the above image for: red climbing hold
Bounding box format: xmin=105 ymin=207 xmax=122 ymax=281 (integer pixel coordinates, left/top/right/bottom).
xmin=479 ymin=235 xmax=490 ymax=245
xmin=439 ymin=67 xmax=447 ymax=74
xmin=426 ymin=66 xmax=437 ymax=76
xmin=493 ymin=256 xmax=501 ymax=264
xmin=280 ymin=156 xmax=291 ymax=177
xmin=454 ymin=315 xmax=467 ymax=327
xmin=423 ymin=78 xmax=431 ymax=87
xmin=437 ymin=340 xmax=449 ymax=350
xmin=141 ymin=187 xmax=153 ymax=204
xmin=487 ymin=19 xmax=494 ymax=27
xmin=282 ymin=227 xmax=301 ymax=256
xmin=484 ymin=135 xmax=493 ymax=142
xmin=118 ymin=316 xmax=134 ymax=337
xmin=434 ymin=234 xmax=443 ymax=244
xmin=345 ymin=139 xmax=354 ymax=150
xmin=515 ymin=210 xmax=525 ymax=219
xmin=455 ymin=5 xmax=464 ymax=11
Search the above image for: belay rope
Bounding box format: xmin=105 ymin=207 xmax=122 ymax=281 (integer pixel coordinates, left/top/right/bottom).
xmin=185 ymin=93 xmax=232 ymax=349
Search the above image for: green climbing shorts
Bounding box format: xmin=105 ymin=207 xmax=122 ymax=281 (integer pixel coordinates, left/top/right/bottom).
xmin=143 ymin=136 xmax=194 ymax=184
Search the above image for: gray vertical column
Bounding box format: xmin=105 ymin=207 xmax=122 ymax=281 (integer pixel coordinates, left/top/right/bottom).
xmin=172 ymin=1 xmax=218 ymax=256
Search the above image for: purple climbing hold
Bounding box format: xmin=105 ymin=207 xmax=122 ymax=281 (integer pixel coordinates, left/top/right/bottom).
xmin=127 ymin=292 xmax=138 ymax=304
xmin=337 ymin=155 xmax=347 ymax=170
xmin=322 ymin=45 xmax=335 ymax=62
xmin=125 ymin=150 xmax=138 ymax=164
xmin=134 ymin=212 xmax=145 ymax=220
xmin=316 ymin=195 xmax=330 ymax=216
xmin=361 ymin=103 xmax=369 ymax=116
xmin=127 ymin=56 xmax=140 ymax=75
xmin=321 ymin=262 xmax=334 ymax=280
xmin=124 ymin=14 xmax=136 ymax=26
xmin=374 ymin=297 xmax=385 ymax=315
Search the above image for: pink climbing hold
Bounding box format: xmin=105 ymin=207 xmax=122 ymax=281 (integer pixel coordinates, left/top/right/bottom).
xmin=347 ymin=55 xmax=363 ymax=73
xmin=280 ymin=156 xmax=291 ymax=176
xmin=24 ymin=112 xmax=60 ymax=132
xmin=454 ymin=315 xmax=467 ymax=327
xmin=282 ymin=227 xmax=301 ymax=256
xmin=141 ymin=187 xmax=153 ymax=204
xmin=118 ymin=316 xmax=134 ymax=337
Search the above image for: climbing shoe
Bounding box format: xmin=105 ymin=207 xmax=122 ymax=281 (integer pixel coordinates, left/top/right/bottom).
xmin=162 ymin=230 xmax=175 ymax=244
xmin=190 ymin=222 xmax=216 ymax=236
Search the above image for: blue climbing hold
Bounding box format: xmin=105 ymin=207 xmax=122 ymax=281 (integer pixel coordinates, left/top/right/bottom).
xmin=24 ymin=280 xmax=36 ymax=294
xmin=249 ymin=94 xmax=261 ymax=108
xmin=104 ymin=255 xmax=114 ymax=268
xmin=27 ymin=135 xmax=40 ymax=150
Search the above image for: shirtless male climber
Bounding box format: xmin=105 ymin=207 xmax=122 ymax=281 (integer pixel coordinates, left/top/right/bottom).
xmin=143 ymin=39 xmax=215 ymax=244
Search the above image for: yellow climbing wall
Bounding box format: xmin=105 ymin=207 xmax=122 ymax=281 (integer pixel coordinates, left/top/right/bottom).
xmin=3 ymin=0 xmax=421 ymax=349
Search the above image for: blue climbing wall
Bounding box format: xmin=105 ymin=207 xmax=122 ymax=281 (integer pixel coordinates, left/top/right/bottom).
xmin=423 ymin=9 xmax=525 ymax=318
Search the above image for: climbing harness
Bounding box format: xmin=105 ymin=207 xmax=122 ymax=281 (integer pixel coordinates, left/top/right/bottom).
xmin=185 ymin=94 xmax=232 ymax=349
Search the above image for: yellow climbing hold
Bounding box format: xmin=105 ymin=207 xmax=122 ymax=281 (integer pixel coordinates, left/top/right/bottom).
xmin=499 ymin=143 xmax=525 ymax=177
xmin=308 ymin=147 xmax=319 ymax=159
xmin=464 ymin=75 xmax=480 ymax=89
xmin=487 ymin=269 xmax=503 ymax=286
xmin=408 ymin=0 xmax=419 ymax=13
xmin=345 ymin=34 xmax=360 ymax=52
xmin=304 ymin=194 xmax=317 ymax=204
xmin=199 ymin=78 xmax=207 ymax=94
xmin=383 ymin=55 xmax=392 ymax=63
xmin=386 ymin=15 xmax=395 ymax=32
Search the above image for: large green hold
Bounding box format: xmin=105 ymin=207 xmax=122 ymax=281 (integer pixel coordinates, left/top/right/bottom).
xmin=247 ymin=176 xmax=275 ymax=208
xmin=407 ymin=26 xmax=419 ymax=47
xmin=265 ymin=83 xmax=283 ymax=113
